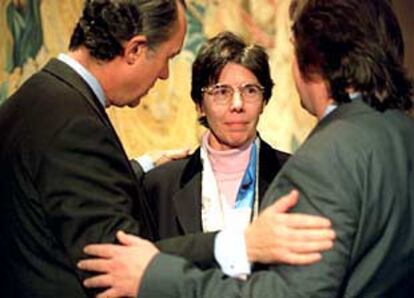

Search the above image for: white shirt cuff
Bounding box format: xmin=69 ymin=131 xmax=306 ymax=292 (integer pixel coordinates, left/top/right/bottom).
xmin=214 ymin=229 xmax=251 ymax=278
xmin=134 ymin=154 xmax=155 ymax=173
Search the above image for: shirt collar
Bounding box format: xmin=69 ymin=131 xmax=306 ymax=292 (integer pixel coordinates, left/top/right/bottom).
xmin=322 ymin=103 xmax=338 ymax=119
xmin=349 ymin=91 xmax=362 ymax=100
xmin=58 ymin=53 xmax=107 ymax=108
xmin=322 ymin=92 xmax=362 ymax=119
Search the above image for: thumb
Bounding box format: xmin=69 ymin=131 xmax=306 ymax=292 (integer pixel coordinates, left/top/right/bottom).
xmin=116 ymin=230 xmax=143 ymax=246
xmin=271 ymin=190 xmax=299 ymax=213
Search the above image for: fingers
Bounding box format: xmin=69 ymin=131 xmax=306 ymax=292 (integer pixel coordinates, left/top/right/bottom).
xmin=286 ymin=238 xmax=334 ymax=253
xmin=116 ymin=230 xmax=144 ymax=246
xmin=279 ymin=213 xmax=333 ymax=229
xmin=269 ymin=190 xmax=333 ymax=229
xmin=83 ymin=243 xmax=119 ymax=258
xmin=287 ymin=228 xmax=335 ymax=242
xmin=276 ymin=222 xmax=336 ymax=251
xmin=281 ymin=252 xmax=322 ymax=265
xmin=152 ymin=148 xmax=191 ymax=166
xmin=168 ymin=148 xmax=191 ymax=160
xmin=83 ymin=273 xmax=112 ymax=288
xmin=271 ymin=190 xmax=299 ymax=213
xmin=77 ymin=258 xmax=111 ymax=273
xmin=96 ymin=288 xmax=121 ymax=298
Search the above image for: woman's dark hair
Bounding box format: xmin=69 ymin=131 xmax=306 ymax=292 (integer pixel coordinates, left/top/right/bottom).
xmin=69 ymin=0 xmax=186 ymax=61
xmin=292 ymin=0 xmax=413 ymax=111
xmin=191 ymin=31 xmax=274 ymax=125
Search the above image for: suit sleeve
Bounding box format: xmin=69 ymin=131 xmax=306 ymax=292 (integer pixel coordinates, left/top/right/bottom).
xmin=138 ymin=141 xmax=361 ymax=298
xmin=36 ymin=116 xmax=151 ymax=286
xmin=155 ymin=232 xmax=219 ymax=270
xmin=131 ymin=159 xmax=145 ymax=181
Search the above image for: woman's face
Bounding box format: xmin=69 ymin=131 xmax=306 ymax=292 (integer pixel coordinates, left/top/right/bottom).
xmin=198 ymin=63 xmax=266 ymax=150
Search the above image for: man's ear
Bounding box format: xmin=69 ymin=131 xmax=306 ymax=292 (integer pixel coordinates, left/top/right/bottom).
xmin=124 ymin=35 xmax=148 ymax=65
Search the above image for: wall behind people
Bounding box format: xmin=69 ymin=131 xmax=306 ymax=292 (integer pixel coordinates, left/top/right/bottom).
xmin=1 ymin=0 xmax=412 ymax=156
xmin=392 ymin=0 xmax=414 ymax=78
xmin=0 ymin=0 xmax=84 ymax=103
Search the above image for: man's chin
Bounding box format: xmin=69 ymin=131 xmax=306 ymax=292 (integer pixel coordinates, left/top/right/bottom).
xmin=128 ymin=97 xmax=142 ymax=108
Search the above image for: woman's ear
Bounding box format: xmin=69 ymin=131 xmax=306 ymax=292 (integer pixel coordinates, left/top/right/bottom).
xmin=259 ymin=101 xmax=266 ymax=114
xmin=196 ymin=102 xmax=205 ymax=116
xmin=124 ymin=35 xmax=148 ymax=65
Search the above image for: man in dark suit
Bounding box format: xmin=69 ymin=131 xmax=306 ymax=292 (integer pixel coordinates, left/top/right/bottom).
xmin=0 ymin=0 xmax=187 ymax=297
xmin=79 ymin=0 xmax=414 ymax=297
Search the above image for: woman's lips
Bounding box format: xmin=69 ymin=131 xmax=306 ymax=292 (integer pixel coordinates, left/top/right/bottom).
xmin=225 ymin=121 xmax=248 ymax=129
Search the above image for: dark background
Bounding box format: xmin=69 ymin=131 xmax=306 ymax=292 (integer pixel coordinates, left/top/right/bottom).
xmin=393 ymin=0 xmax=414 ymax=78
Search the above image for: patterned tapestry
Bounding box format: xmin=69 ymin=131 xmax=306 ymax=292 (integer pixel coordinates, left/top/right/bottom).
xmin=0 ymin=0 xmax=316 ymax=157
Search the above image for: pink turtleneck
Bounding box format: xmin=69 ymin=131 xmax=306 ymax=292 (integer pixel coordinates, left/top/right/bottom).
xmin=202 ymin=132 xmax=254 ymax=207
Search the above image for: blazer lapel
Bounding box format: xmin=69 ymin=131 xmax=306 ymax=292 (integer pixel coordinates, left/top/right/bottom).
xmin=172 ymin=141 xmax=288 ymax=231
xmin=172 ymin=150 xmax=203 ymax=234
xmin=258 ymin=139 xmax=286 ymax=209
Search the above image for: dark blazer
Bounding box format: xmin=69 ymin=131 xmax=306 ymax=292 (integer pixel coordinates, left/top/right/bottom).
xmin=0 ymin=59 xmax=155 ymax=297
xmin=142 ymin=139 xmax=289 ymax=239
xmin=139 ymin=100 xmax=414 ymax=297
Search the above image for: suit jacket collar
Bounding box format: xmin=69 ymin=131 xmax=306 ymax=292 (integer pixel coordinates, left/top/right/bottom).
xmin=172 ymin=139 xmax=282 ymax=234
xmin=309 ymin=99 xmax=375 ymax=139
xmin=42 ymin=58 xmax=110 ymax=127
xmin=258 ymin=140 xmax=284 ymax=205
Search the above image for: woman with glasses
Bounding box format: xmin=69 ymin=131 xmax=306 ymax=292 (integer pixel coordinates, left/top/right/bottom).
xmin=142 ymin=31 xmax=332 ymax=268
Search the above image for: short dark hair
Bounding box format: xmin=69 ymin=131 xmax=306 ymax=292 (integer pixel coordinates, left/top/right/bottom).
xmin=292 ymin=0 xmax=413 ymax=111
xmin=191 ymin=31 xmax=274 ymax=125
xmin=69 ymin=0 xmax=186 ymax=61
